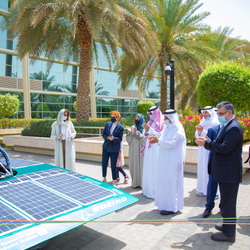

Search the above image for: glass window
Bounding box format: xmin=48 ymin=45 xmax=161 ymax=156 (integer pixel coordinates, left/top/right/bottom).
xmin=0 ymin=0 xmax=9 ymax=11
xmin=146 ymin=78 xmax=160 ymax=99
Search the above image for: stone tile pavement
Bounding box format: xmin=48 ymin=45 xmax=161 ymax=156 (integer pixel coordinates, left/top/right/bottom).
xmin=3 ymin=148 xmax=250 ymax=250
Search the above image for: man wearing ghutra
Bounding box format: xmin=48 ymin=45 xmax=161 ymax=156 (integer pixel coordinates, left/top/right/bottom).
xmin=195 ymin=106 xmax=220 ymax=197
xmin=141 ymin=106 xmax=164 ymax=198
xmin=149 ymin=109 xmax=186 ymax=215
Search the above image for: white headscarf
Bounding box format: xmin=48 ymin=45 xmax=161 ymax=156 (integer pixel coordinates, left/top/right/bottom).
xmin=199 ymin=106 xmax=219 ymax=129
xmin=164 ymin=109 xmax=186 ymax=161
xmin=56 ymin=109 xmax=69 ymax=126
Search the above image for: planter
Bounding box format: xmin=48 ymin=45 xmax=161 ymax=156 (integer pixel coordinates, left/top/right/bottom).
xmin=0 ymin=128 xmax=23 ymax=136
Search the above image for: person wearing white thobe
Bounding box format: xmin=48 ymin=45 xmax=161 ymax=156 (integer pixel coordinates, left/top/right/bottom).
xmin=195 ymin=106 xmax=219 ymax=196
xmin=149 ymin=109 xmax=186 ymax=215
xmin=141 ymin=106 xmax=164 ymax=199
xmin=51 ymin=109 xmax=76 ymax=171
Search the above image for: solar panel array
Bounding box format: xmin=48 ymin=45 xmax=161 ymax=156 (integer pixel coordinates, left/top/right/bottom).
xmin=36 ymin=173 xmax=114 ymax=205
xmin=0 ymin=168 xmax=115 ymax=236
xmin=0 ymin=201 xmax=28 ymax=236
xmin=1 ymin=181 xmax=80 ymax=221
xmin=0 ymin=164 xmax=138 ymax=250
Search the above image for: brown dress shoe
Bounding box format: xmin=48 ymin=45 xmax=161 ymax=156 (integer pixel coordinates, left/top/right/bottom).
xmin=215 ymin=224 xmax=223 ymax=231
xmin=211 ymin=232 xmax=235 ymax=242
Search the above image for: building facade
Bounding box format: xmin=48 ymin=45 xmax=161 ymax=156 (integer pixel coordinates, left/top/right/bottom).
xmin=0 ymin=0 xmax=164 ymax=119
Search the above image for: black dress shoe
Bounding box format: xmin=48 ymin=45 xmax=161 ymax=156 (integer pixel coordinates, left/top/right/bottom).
xmin=202 ymin=209 xmax=212 ymax=218
xmin=215 ymin=224 xmax=223 ymax=232
xmin=160 ymin=210 xmax=174 ymax=215
xmin=211 ymin=232 xmax=235 ymax=242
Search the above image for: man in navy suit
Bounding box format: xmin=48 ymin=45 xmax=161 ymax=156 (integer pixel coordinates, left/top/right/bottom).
xmin=102 ymin=111 xmax=124 ymax=186
xmin=196 ymin=101 xmax=243 ymax=242
xmin=201 ymin=124 xmax=220 ymax=218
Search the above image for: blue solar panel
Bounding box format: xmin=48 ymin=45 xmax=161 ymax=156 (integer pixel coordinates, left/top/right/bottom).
xmin=0 ymin=182 xmax=80 ymax=220
xmin=0 ymin=201 xmax=29 ymax=236
xmin=35 ymin=172 xmax=114 ymax=205
xmin=3 ymin=158 xmax=41 ymax=168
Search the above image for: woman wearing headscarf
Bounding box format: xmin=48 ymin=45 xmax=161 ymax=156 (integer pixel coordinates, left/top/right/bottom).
xmin=50 ymin=109 xmax=76 ymax=171
xmin=195 ymin=106 xmax=219 ymax=196
xmin=141 ymin=106 xmax=164 ymax=198
xmin=102 ymin=110 xmax=124 ymax=185
xmin=149 ymin=109 xmax=186 ymax=215
xmin=126 ymin=113 xmax=145 ymax=188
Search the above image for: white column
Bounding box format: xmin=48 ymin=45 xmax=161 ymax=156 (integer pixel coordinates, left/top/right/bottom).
xmin=22 ymin=54 xmax=31 ymax=119
xmin=89 ymin=65 xmax=96 ymax=118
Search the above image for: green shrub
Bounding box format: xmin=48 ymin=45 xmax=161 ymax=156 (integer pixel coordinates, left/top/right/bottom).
xmin=137 ymin=100 xmax=155 ymax=116
xmin=0 ymin=93 xmax=20 ymax=117
xmin=197 ymin=61 xmax=250 ymax=112
xmin=21 ymin=117 xmax=136 ymax=137
xmin=21 ymin=120 xmax=54 ymax=137
xmin=0 ymin=118 xmax=41 ymax=129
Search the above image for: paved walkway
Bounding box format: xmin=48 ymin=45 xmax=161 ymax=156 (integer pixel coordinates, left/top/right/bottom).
xmin=3 ymin=148 xmax=250 ymax=250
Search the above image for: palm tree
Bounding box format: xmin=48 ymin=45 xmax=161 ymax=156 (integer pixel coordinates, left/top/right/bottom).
xmin=117 ymin=0 xmax=214 ymax=112
xmin=146 ymin=91 xmax=160 ymax=99
xmin=206 ymin=26 xmax=247 ymax=60
xmin=95 ymin=81 xmax=109 ymax=96
xmin=4 ymin=0 xmax=156 ymax=121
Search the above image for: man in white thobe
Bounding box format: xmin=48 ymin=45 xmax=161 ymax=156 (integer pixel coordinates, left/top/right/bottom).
xmin=195 ymin=106 xmax=219 ymax=197
xmin=142 ymin=106 xmax=164 ymax=199
xmin=149 ymin=109 xmax=186 ymax=215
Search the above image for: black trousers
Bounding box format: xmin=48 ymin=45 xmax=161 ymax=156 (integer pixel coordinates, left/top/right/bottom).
xmin=219 ymin=182 xmax=239 ymax=237
xmin=102 ymin=148 xmax=119 ymax=180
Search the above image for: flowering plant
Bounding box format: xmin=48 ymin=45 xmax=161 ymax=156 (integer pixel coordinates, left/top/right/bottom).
xmin=180 ymin=115 xmax=250 ymax=145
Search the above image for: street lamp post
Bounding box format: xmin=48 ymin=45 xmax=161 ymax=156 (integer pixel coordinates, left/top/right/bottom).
xmin=164 ymin=59 xmax=175 ymax=109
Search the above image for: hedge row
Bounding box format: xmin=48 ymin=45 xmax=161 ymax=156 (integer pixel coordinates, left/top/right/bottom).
xmin=0 ymin=118 xmax=42 ymax=129
xmin=5 ymin=116 xmax=250 ymax=145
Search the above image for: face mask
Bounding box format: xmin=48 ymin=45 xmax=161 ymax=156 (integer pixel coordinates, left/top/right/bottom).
xmin=149 ymin=115 xmax=154 ymax=120
xmin=63 ymin=116 xmax=68 ymax=120
xmin=218 ymin=116 xmax=227 ymax=124
xmin=164 ymin=120 xmax=170 ymax=126
xmin=205 ymin=117 xmax=210 ymax=120
xmin=111 ymin=117 xmax=116 ymax=123
xmin=135 ymin=120 xmax=140 ymax=125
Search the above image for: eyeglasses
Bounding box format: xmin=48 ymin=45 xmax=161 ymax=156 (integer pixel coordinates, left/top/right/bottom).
xmin=217 ymin=111 xmax=228 ymax=116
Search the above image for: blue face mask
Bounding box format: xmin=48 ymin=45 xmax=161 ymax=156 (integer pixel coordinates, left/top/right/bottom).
xmin=164 ymin=120 xmax=170 ymax=126
xmin=205 ymin=117 xmax=210 ymax=120
xmin=149 ymin=115 xmax=154 ymax=120
xmin=218 ymin=116 xmax=227 ymax=124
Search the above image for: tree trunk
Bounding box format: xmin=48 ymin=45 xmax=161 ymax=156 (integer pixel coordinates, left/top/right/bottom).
xmin=160 ymin=60 xmax=167 ymax=112
xmin=76 ymin=46 xmax=91 ymax=121
xmin=76 ymin=12 xmax=92 ymax=121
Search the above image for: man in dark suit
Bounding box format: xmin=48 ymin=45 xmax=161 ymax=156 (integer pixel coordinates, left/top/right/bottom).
xmin=102 ymin=111 xmax=124 ymax=186
xmin=196 ymin=101 xmax=243 ymax=242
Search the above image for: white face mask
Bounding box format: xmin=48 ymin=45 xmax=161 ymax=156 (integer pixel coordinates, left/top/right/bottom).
xmin=63 ymin=115 xmax=68 ymax=121
xmin=164 ymin=120 xmax=170 ymax=126
xmin=149 ymin=115 xmax=154 ymax=120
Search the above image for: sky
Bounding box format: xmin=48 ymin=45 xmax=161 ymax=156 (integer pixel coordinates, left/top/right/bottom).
xmin=198 ymin=0 xmax=250 ymax=41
